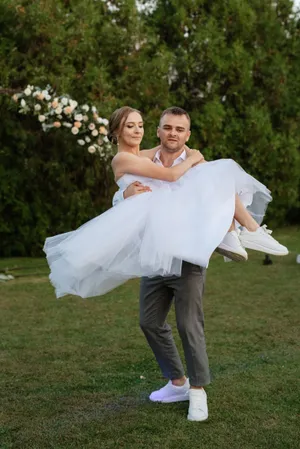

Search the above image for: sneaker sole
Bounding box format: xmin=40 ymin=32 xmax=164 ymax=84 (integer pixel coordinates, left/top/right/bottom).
xmin=187 ymin=413 xmax=208 ymax=422
xmin=149 ymin=393 xmax=190 ymax=403
xmin=241 ymin=241 xmax=289 ymax=256
xmin=215 ymin=247 xmax=248 ymax=262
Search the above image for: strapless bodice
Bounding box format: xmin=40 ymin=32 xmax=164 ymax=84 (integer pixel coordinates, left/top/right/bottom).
xmin=116 ymin=174 xmax=169 ymax=191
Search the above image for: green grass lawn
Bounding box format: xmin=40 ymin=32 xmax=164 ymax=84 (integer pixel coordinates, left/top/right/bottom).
xmin=0 ymin=227 xmax=299 ymax=449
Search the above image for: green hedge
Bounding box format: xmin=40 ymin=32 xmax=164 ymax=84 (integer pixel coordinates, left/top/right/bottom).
xmin=0 ymin=0 xmax=299 ymax=256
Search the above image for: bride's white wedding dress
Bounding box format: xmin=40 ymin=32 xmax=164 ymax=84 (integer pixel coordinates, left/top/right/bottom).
xmin=44 ymin=159 xmax=271 ymax=298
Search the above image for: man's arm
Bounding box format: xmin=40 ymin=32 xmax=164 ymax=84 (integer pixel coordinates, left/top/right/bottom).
xmin=112 ymin=189 xmax=125 ymax=207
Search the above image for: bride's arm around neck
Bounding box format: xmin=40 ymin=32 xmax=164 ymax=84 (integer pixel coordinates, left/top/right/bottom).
xmin=111 ymin=151 xmax=197 ymax=183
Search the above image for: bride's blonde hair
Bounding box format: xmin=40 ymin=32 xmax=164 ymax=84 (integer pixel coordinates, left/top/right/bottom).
xmin=108 ymin=106 xmax=142 ymax=144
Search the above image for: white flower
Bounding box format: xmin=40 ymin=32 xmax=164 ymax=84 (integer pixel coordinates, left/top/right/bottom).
xmin=57 ymin=115 xmax=63 ymax=119
xmin=45 ymin=94 xmax=51 ymax=101
xmin=96 ymin=117 xmax=103 ymax=124
xmin=91 ymin=106 xmax=97 ymax=113
xmin=38 ymin=115 xmax=46 ymax=122
xmin=32 ymin=91 xmax=39 ymax=97
xmin=61 ymin=97 xmax=68 ymax=105
xmin=88 ymin=123 xmax=96 ymax=130
xmin=83 ymin=115 xmax=89 ymax=122
xmin=69 ymin=100 xmax=78 ymax=109
xmin=42 ymin=90 xmax=48 ymax=96
xmin=56 ymin=107 xmax=63 ymax=114
xmin=21 ymin=99 xmax=26 ymax=107
xmin=85 ymin=136 xmax=91 ymax=143
xmin=24 ymin=88 xmax=32 ymax=96
xmin=62 ymin=122 xmax=72 ymax=128
xmin=34 ymin=104 xmax=42 ymax=111
xmin=92 ymin=129 xmax=99 ymax=137
xmin=71 ymin=127 xmax=79 ymax=135
xmin=74 ymin=114 xmax=83 ymax=121
xmin=77 ymin=139 xmax=85 ymax=146
xmin=82 ymin=104 xmax=89 ymax=112
xmin=103 ymin=136 xmax=109 ymax=143
xmin=102 ymin=118 xmax=109 ymax=126
xmin=88 ymin=145 xmax=96 ymax=153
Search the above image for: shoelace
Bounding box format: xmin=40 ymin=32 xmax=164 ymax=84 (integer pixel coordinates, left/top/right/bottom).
xmin=261 ymin=224 xmax=273 ymax=235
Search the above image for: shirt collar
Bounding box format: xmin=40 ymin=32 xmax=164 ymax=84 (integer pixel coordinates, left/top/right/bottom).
xmin=153 ymin=149 xmax=187 ymax=164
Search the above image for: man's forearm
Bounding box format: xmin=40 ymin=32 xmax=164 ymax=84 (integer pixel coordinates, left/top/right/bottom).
xmin=112 ymin=189 xmax=125 ymax=207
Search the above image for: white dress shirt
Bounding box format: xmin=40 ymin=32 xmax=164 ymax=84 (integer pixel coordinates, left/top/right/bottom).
xmin=112 ymin=149 xmax=187 ymax=206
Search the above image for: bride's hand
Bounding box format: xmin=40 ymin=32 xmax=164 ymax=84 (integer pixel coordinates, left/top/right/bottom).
xmin=186 ymin=148 xmax=205 ymax=166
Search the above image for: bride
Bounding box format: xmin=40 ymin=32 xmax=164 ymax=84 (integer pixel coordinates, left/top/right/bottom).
xmin=44 ymin=106 xmax=288 ymax=298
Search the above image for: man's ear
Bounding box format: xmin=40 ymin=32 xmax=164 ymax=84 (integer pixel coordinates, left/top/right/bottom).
xmin=185 ymin=131 xmax=191 ymax=142
xmin=156 ymin=126 xmax=160 ymax=139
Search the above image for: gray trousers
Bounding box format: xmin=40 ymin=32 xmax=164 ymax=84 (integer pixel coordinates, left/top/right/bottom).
xmin=139 ymin=262 xmax=210 ymax=387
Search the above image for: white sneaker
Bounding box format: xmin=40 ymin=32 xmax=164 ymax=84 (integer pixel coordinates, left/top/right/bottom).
xmin=149 ymin=379 xmax=190 ymax=403
xmin=239 ymin=225 xmax=289 ymax=256
xmin=187 ymin=388 xmax=208 ymax=422
xmin=215 ymin=230 xmax=248 ymax=262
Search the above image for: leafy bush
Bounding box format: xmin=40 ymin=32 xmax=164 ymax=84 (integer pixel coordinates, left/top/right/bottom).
xmin=0 ymin=0 xmax=299 ymax=255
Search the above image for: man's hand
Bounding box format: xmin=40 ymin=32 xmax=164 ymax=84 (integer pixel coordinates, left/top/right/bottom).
xmin=123 ymin=181 xmax=152 ymax=199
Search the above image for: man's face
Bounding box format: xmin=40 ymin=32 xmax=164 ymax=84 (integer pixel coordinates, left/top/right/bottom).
xmin=157 ymin=114 xmax=191 ymax=153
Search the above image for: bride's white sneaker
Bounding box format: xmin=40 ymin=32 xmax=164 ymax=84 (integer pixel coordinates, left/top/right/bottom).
xmin=239 ymin=225 xmax=289 ymax=256
xmin=187 ymin=388 xmax=208 ymax=422
xmin=215 ymin=230 xmax=248 ymax=262
xmin=149 ymin=379 xmax=190 ymax=403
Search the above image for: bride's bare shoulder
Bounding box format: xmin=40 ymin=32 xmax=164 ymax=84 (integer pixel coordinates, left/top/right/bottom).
xmin=112 ymin=152 xmax=135 ymax=165
xmin=111 ymin=152 xmax=137 ymax=180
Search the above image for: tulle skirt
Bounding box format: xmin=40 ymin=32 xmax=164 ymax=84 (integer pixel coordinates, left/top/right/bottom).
xmin=44 ymin=159 xmax=272 ymax=298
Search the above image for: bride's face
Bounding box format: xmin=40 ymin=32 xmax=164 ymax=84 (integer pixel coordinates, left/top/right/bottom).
xmin=118 ymin=112 xmax=144 ymax=146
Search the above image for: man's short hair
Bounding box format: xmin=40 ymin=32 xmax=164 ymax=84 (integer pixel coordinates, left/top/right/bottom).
xmin=159 ymin=106 xmax=191 ymax=128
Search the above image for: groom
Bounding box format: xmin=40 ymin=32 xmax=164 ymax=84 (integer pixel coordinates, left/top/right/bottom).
xmin=113 ymin=107 xmax=210 ymax=421
xmin=112 ymin=106 xmax=287 ymax=421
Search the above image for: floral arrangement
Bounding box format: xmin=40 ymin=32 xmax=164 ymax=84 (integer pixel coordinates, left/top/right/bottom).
xmin=12 ymin=84 xmax=114 ymax=160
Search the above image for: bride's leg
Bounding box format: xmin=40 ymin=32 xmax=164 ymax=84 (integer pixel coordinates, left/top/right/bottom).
xmin=233 ymin=195 xmax=259 ymax=232
xmin=227 ymin=195 xmax=259 ymax=233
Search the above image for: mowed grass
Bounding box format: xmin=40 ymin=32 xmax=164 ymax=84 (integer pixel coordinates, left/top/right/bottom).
xmin=0 ymin=227 xmax=299 ymax=449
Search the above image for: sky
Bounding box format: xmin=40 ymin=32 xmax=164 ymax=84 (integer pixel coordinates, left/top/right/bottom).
xmin=136 ymin=0 xmax=300 ymax=14
xmin=104 ymin=0 xmax=300 ymax=15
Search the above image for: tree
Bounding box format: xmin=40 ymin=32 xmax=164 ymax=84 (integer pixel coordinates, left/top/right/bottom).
xmin=0 ymin=0 xmax=299 ymax=256
xmin=146 ymin=0 xmax=300 ymax=224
